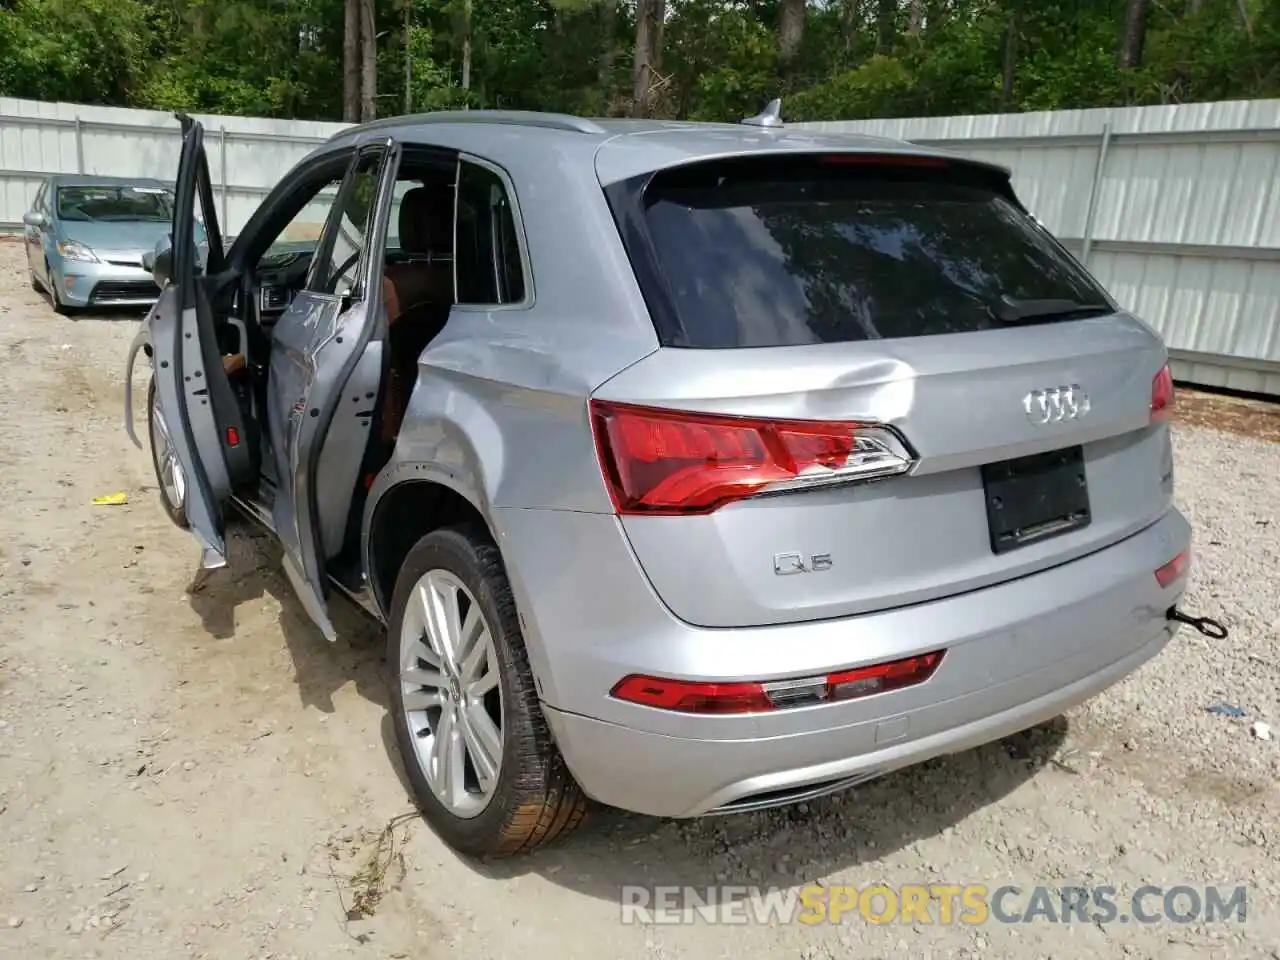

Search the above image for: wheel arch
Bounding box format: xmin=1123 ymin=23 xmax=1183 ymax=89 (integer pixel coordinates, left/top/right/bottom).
xmin=365 ymin=476 xmax=499 ymax=618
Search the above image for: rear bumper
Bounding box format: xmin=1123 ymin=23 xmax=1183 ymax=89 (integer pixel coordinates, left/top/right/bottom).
xmin=498 ymin=505 xmax=1192 ymax=819
xmin=545 ymin=628 xmax=1171 ymax=817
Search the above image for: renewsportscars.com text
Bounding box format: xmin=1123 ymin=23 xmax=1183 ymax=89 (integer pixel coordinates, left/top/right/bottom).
xmin=620 ymin=883 xmax=1248 ymax=926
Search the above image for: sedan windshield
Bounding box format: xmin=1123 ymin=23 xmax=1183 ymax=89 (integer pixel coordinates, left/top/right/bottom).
xmin=56 ymin=186 xmax=174 ymax=223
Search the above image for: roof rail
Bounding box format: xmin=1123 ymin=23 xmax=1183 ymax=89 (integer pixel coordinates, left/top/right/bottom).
xmin=335 ymin=110 xmax=608 ymax=139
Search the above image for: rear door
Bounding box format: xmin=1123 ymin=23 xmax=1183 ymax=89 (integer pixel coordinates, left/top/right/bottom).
xmin=265 ymin=140 xmax=395 ymax=640
xmin=594 ymin=150 xmax=1176 ymax=628
xmin=132 ymin=115 xmax=253 ymax=568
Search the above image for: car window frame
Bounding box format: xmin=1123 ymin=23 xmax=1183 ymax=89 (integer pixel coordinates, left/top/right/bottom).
xmin=451 ymin=153 xmax=534 ymax=313
xmin=225 ymin=148 xmax=357 ymax=277
xmin=306 ymin=143 xmax=387 ymax=299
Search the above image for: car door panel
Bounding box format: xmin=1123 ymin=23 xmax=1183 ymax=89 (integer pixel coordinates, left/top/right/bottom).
xmin=125 ymin=115 xmax=249 ymax=567
xmin=266 ymin=142 xmax=395 ymax=640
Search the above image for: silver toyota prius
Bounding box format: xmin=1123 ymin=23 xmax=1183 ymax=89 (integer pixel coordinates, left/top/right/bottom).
xmin=126 ymin=106 xmax=1200 ymax=858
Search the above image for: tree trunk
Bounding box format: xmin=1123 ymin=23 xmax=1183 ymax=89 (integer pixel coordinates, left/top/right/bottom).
xmin=403 ymin=0 xmax=412 ymax=113
xmin=840 ymin=0 xmax=856 ymax=57
xmin=631 ymin=0 xmax=654 ymax=116
xmin=778 ymin=0 xmax=806 ymax=71
xmin=598 ymin=0 xmax=618 ymax=110
xmin=343 ymin=0 xmax=361 ymax=122
xmin=1000 ymin=10 xmax=1018 ymax=110
xmin=876 ymin=0 xmax=896 ymax=53
xmin=1118 ymin=0 xmax=1150 ymax=70
xmin=461 ymin=0 xmax=473 ymax=103
xmin=360 ymin=0 xmax=377 ymax=121
xmin=907 ymin=0 xmax=925 ymax=38
xmin=653 ymin=0 xmax=666 ymax=74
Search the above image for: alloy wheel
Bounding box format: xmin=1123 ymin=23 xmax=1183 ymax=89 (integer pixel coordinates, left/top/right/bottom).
xmin=398 ymin=569 xmax=503 ymax=819
xmin=149 ymin=389 xmax=186 ymax=512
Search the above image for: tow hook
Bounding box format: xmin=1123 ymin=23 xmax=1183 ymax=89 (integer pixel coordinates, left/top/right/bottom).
xmin=1166 ymin=606 xmax=1228 ymax=639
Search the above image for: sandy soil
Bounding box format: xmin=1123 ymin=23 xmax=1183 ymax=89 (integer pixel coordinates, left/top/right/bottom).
xmin=1 ymin=239 xmax=1278 ymax=959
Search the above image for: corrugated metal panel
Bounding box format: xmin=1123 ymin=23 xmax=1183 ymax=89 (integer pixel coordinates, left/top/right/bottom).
xmin=3 ymin=96 xmax=1278 ymax=394
xmin=796 ymin=100 xmax=1280 ymax=396
xmin=0 ymin=96 xmax=350 ymax=234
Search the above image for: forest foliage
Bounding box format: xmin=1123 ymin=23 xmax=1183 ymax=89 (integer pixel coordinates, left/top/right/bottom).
xmin=1 ymin=0 xmax=1277 ymax=125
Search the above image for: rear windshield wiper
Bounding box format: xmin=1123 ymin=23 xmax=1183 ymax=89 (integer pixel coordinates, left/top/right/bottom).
xmin=993 ymin=297 xmax=1114 ymax=324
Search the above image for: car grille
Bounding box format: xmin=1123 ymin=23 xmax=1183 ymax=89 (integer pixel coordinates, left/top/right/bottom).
xmin=90 ymin=280 xmax=160 ymax=303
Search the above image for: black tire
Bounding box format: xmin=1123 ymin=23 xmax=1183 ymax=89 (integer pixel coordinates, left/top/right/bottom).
xmin=29 ymin=271 xmax=41 ymax=293
xmin=46 ymin=261 xmax=76 ymax=317
xmin=147 ymin=377 xmax=189 ymax=530
xmin=387 ymin=524 xmax=588 ymax=858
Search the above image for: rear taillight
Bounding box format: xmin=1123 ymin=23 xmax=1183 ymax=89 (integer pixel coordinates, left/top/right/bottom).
xmin=589 ymin=400 xmax=914 ymax=516
xmin=611 ymin=651 xmax=945 ymax=715
xmin=1151 ymin=363 xmax=1175 ymax=423
xmin=1155 ymin=547 xmax=1190 ymax=588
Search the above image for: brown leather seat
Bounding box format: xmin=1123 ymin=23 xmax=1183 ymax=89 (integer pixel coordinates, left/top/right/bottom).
xmin=380 ymin=183 xmax=455 ymax=445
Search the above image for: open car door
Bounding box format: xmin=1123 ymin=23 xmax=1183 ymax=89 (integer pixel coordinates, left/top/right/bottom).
xmin=265 ymin=141 xmax=397 ymax=641
xmin=125 ymin=114 xmax=255 ymax=568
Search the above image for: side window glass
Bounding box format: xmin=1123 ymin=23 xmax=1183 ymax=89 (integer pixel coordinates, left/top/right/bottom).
xmin=384 ymin=179 xmax=420 ymax=256
xmin=258 ymin=180 xmax=344 ymax=272
xmin=34 ymin=183 xmax=47 ymax=211
xmin=311 ymin=150 xmax=382 ymax=297
xmin=455 ymin=161 xmax=526 ymax=305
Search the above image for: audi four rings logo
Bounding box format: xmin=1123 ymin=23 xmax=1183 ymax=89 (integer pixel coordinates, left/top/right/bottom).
xmin=1023 ymin=384 xmax=1090 ymax=425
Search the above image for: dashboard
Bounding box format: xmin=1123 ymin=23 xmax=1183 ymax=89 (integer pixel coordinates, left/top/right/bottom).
xmin=255 ymin=245 xmax=315 ymax=323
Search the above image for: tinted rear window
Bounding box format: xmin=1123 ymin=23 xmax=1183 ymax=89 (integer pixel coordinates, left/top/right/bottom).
xmin=605 ymin=156 xmax=1111 ymax=348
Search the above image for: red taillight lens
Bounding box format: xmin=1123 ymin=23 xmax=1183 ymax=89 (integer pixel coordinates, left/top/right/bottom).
xmin=589 ymin=400 xmax=913 ymax=515
xmin=225 ymin=425 xmax=240 ymax=447
xmin=611 ymin=651 xmax=945 ymax=715
xmin=826 ymin=652 xmax=945 ymax=701
xmin=609 ymin=676 xmax=775 ymax=714
xmin=1155 ymin=547 xmax=1190 ymax=588
xmin=1151 ymin=363 xmax=1175 ymax=423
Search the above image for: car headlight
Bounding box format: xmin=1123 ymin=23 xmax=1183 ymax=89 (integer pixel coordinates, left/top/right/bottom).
xmin=56 ymin=240 xmax=100 ymax=263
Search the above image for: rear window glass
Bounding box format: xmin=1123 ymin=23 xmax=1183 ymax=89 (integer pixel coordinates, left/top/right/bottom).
xmin=607 ymin=156 xmax=1111 ymax=348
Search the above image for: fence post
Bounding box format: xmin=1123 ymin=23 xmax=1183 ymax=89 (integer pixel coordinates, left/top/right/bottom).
xmin=74 ymin=116 xmax=84 ymax=173
xmin=219 ymin=126 xmax=228 ymax=232
xmin=1080 ymin=120 xmax=1113 ymax=267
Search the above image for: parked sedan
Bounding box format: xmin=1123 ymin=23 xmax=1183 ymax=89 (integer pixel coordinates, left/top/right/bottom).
xmin=23 ymin=174 xmax=204 ymax=314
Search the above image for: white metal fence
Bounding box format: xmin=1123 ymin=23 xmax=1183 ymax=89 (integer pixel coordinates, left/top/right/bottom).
xmin=0 ymin=97 xmax=348 ymax=237
xmin=2 ymin=95 xmax=1278 ymax=395
xmin=796 ymin=100 xmax=1280 ymax=397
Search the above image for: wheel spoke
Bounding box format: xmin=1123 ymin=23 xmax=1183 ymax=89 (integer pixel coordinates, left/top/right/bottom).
xmin=431 ymin=706 xmax=465 ymax=808
xmin=422 ymin=576 xmax=462 ymax=669
xmin=402 ymin=689 xmax=443 ymax=712
xmin=456 ymin=611 xmax=487 ymax=684
xmin=404 ymin=639 xmax=441 ymax=671
xmin=466 ymin=668 xmax=498 ymax=700
xmin=460 ymin=702 xmax=501 ymax=787
xmin=402 ymin=666 xmax=445 ymax=690
xmin=401 ymin=585 xmax=429 ymax=650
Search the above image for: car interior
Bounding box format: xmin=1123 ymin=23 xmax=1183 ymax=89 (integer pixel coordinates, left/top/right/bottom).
xmin=213 ymin=153 xmax=456 ymax=447
xmin=192 ymin=150 xmax=459 ymax=577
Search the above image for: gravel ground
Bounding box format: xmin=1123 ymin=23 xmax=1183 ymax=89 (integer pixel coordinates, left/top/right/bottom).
xmin=0 ymin=238 xmax=1277 ymax=959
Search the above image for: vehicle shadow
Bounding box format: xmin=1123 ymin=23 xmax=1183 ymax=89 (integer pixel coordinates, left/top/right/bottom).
xmin=184 ymin=520 xmax=387 ymax=715
xmin=470 ymin=717 xmax=1070 ymax=903
xmin=182 ymin=524 xmax=1072 ymax=903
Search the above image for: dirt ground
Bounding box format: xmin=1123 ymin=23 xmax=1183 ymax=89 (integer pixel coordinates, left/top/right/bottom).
xmin=1 ymin=238 xmax=1278 ymax=960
